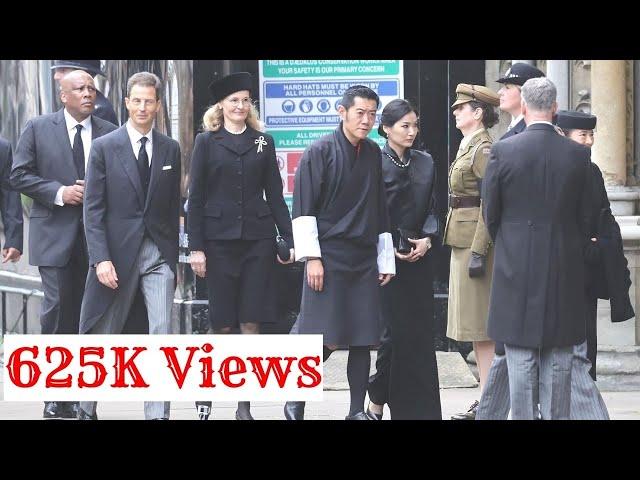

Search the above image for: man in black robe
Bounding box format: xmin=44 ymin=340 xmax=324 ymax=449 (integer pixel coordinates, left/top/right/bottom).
xmin=285 ymin=85 xmax=395 ymax=420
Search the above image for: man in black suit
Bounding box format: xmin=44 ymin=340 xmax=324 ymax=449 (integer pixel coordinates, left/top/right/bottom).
xmin=0 ymin=136 xmax=23 ymax=263
xmin=78 ymin=72 xmax=181 ymax=420
xmin=11 ymin=70 xmax=117 ymax=418
xmin=474 ymin=63 xmax=547 ymax=420
xmin=482 ymin=77 xmax=591 ymax=419
xmin=496 ymin=63 xmax=545 ymax=140
xmin=51 ymin=60 xmax=118 ymax=126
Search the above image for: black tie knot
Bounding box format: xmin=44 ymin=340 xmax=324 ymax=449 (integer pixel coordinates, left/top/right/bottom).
xmin=140 ymin=136 xmax=148 ymax=146
xmin=75 ymin=124 xmax=83 ymax=133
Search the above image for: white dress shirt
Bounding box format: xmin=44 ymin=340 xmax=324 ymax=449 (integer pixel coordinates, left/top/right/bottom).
xmin=508 ymin=114 xmax=524 ymax=130
xmin=54 ymin=110 xmax=93 ymax=206
xmin=126 ymin=120 xmax=153 ymax=165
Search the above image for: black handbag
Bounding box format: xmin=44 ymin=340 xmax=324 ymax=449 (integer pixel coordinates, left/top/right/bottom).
xmin=276 ymin=235 xmax=291 ymax=261
xmin=396 ymin=228 xmax=417 ymax=254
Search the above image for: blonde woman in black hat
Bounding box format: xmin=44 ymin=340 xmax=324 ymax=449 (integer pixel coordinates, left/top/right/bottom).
xmin=365 ymin=99 xmax=442 ymax=420
xmin=445 ymin=84 xmax=500 ymax=420
xmin=187 ymin=72 xmax=294 ymax=420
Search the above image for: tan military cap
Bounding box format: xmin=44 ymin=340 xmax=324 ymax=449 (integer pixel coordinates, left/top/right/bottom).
xmin=451 ymin=83 xmax=500 ymax=108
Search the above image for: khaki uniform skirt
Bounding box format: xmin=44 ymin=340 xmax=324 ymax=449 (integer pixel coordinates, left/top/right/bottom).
xmin=446 ymin=245 xmax=494 ymax=342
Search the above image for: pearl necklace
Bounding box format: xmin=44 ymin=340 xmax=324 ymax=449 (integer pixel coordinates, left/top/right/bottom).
xmin=384 ymin=151 xmax=410 ymax=168
xmin=224 ymin=124 xmax=247 ymax=135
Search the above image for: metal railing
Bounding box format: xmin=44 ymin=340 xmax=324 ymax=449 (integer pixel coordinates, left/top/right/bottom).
xmin=0 ymin=286 xmax=43 ymax=335
xmin=0 ymin=285 xmax=211 ymax=335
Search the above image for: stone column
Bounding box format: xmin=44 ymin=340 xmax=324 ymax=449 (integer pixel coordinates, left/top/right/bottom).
xmin=547 ymin=60 xmax=569 ymax=110
xmin=591 ymin=60 xmax=627 ymax=186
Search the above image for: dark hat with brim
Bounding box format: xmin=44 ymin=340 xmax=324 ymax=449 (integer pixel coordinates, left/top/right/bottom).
xmin=51 ymin=60 xmax=104 ymax=77
xmin=496 ymin=62 xmax=545 ymax=86
xmin=209 ymin=72 xmax=253 ymax=104
xmin=555 ymin=110 xmax=597 ymax=130
xmin=451 ymin=83 xmax=500 ymax=108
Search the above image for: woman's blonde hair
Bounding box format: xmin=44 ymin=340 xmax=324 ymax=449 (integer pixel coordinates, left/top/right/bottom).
xmin=202 ymin=101 xmax=264 ymax=132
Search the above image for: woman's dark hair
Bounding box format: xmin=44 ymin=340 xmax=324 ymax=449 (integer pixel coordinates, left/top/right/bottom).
xmin=377 ymin=99 xmax=419 ymax=138
xmin=468 ymin=100 xmax=499 ymax=129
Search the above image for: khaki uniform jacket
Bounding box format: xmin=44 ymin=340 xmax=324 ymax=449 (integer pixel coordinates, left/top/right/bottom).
xmin=443 ymin=129 xmax=493 ymax=255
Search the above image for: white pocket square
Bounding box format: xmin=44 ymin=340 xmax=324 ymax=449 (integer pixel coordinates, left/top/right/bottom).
xmin=162 ymin=165 xmax=172 ymax=171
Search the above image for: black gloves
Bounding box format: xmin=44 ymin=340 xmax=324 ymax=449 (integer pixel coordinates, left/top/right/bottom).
xmin=468 ymin=251 xmax=486 ymax=278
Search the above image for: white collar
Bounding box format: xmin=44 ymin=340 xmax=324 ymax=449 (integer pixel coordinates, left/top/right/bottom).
xmin=528 ymin=120 xmax=554 ymax=127
xmin=509 ymin=114 xmax=524 ymax=128
xmin=63 ymin=109 xmax=92 ymax=131
xmin=126 ymin=120 xmax=153 ymax=144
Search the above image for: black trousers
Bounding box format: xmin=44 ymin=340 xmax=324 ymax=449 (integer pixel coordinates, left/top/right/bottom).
xmin=205 ymin=238 xmax=276 ymax=329
xmin=38 ymin=230 xmax=88 ymax=334
xmin=367 ymin=255 xmax=442 ymax=419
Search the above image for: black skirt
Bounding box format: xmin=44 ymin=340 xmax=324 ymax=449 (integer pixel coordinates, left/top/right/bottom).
xmin=205 ymin=238 xmax=277 ymax=329
xmin=380 ymin=254 xmax=441 ymax=419
xmin=296 ymin=238 xmax=383 ymax=346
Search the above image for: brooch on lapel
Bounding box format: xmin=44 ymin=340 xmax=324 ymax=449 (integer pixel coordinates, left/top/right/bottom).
xmin=255 ymin=136 xmax=267 ymax=153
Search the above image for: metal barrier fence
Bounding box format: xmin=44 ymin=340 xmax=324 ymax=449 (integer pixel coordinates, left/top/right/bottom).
xmin=0 ymin=285 xmax=210 ymax=336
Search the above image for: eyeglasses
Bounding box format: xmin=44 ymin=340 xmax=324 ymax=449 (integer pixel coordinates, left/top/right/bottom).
xmin=226 ymin=98 xmax=252 ymax=107
xmin=129 ymin=98 xmax=158 ymax=107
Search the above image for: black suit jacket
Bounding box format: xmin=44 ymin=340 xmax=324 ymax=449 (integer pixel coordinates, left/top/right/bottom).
xmin=0 ymin=137 xmax=23 ymax=252
xmin=483 ymin=123 xmax=592 ymax=348
xmin=80 ymin=125 xmax=181 ymax=333
xmin=500 ymin=118 xmax=526 ymax=140
xmin=187 ymin=127 xmax=292 ymax=251
xmin=10 ymin=109 xmax=117 ymax=267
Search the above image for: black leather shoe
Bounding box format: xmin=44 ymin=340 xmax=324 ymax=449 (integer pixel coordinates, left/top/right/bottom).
xmin=152 ymin=417 xmax=169 ymax=420
xmin=450 ymin=400 xmax=479 ymax=420
xmin=43 ymin=401 xmax=61 ymax=419
xmin=345 ymin=411 xmax=373 ymax=420
xmin=284 ymin=401 xmax=305 ymax=420
xmin=77 ymin=408 xmax=98 ymax=420
xmin=366 ymin=402 xmax=383 ymax=421
xmin=58 ymin=401 xmax=79 ymax=419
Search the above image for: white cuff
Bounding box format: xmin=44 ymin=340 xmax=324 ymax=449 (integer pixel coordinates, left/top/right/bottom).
xmin=293 ymin=216 xmax=322 ymax=262
xmin=377 ymin=232 xmax=396 ymax=275
xmin=54 ymin=186 xmax=65 ymax=206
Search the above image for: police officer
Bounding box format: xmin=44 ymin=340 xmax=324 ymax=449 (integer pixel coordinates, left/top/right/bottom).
xmin=496 ymin=62 xmax=545 ymax=139
xmin=51 ymin=60 xmax=118 ymax=126
xmin=445 ymin=83 xmax=500 ymax=420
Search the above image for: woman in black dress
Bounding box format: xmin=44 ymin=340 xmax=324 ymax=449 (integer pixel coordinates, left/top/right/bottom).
xmin=188 ymin=72 xmax=294 ymax=420
xmin=366 ymin=99 xmax=442 ymax=419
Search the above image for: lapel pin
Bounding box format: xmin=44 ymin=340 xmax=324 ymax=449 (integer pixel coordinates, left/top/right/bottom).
xmin=255 ymin=136 xmax=267 ymax=153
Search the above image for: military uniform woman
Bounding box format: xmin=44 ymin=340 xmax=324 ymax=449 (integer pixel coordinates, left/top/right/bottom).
xmin=444 ymin=84 xmax=500 ymax=420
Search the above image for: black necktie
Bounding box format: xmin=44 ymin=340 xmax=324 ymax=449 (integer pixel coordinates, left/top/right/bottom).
xmin=73 ymin=124 xmax=85 ymax=179
xmin=138 ymin=136 xmax=150 ymax=199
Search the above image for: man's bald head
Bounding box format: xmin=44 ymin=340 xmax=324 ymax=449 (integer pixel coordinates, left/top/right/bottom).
xmin=60 ymin=70 xmax=97 ymax=122
xmin=59 ymin=70 xmax=95 ymax=90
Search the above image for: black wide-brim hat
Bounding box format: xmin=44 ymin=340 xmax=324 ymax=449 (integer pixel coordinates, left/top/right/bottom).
xmin=555 ymin=110 xmax=597 ymax=130
xmin=50 ymin=60 xmax=105 ymax=77
xmin=209 ymin=72 xmax=253 ymax=104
